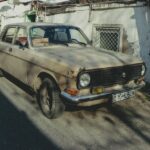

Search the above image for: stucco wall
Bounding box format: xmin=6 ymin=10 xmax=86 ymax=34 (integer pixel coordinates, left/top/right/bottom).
xmin=0 ymin=2 xmax=30 ymax=29
xmin=45 ymin=5 xmax=150 ymax=83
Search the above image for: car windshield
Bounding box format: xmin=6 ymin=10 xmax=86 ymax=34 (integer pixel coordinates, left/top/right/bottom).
xmin=30 ymin=26 xmax=89 ymax=47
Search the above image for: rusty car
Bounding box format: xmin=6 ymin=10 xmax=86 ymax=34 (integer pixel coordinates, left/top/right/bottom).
xmin=0 ymin=23 xmax=146 ymax=118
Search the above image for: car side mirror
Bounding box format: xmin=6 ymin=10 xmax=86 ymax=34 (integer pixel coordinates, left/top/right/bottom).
xmin=18 ymin=37 xmax=28 ymax=50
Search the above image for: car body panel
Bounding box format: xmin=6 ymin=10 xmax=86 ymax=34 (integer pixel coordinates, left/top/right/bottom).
xmin=33 ymin=46 xmax=143 ymax=76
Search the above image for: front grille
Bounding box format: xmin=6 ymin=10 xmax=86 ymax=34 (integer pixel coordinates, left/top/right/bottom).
xmin=78 ymin=64 xmax=142 ymax=89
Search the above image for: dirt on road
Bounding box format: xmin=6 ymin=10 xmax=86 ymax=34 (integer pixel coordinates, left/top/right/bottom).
xmin=0 ymin=77 xmax=150 ymax=150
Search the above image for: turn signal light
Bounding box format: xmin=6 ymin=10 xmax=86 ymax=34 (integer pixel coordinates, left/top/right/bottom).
xmin=65 ymin=88 xmax=79 ymax=96
xmin=92 ymin=87 xmax=104 ymax=94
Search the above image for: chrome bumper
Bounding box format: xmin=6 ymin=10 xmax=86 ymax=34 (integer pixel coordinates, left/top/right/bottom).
xmin=61 ymin=84 xmax=144 ymax=103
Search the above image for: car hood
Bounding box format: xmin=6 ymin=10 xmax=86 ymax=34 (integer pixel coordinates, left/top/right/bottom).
xmin=35 ymin=46 xmax=143 ymax=76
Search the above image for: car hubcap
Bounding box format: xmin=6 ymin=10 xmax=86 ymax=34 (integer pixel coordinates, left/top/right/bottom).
xmin=40 ymin=86 xmax=52 ymax=113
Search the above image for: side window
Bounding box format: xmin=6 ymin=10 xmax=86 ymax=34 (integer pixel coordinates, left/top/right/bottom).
xmin=30 ymin=27 xmax=49 ymax=47
xmin=31 ymin=27 xmax=45 ymax=38
xmin=15 ymin=28 xmax=27 ymax=46
xmin=17 ymin=28 xmax=26 ymax=38
xmin=2 ymin=27 xmax=17 ymax=43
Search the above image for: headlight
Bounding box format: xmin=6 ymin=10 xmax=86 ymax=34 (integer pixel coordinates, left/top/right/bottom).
xmin=79 ymin=73 xmax=91 ymax=87
xmin=141 ymin=64 xmax=146 ymax=76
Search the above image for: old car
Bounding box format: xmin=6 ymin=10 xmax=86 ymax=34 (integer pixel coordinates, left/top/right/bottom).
xmin=0 ymin=23 xmax=146 ymax=119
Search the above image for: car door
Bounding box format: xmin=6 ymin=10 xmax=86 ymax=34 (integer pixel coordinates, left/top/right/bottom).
xmin=0 ymin=26 xmax=31 ymax=84
xmin=11 ymin=26 xmax=34 ymax=84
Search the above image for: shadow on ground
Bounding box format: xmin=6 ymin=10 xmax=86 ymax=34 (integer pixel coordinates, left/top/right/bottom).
xmin=0 ymin=91 xmax=60 ymax=150
xmin=65 ymin=91 xmax=150 ymax=147
xmin=106 ymin=103 xmax=150 ymax=144
xmin=1 ymin=74 xmax=150 ymax=149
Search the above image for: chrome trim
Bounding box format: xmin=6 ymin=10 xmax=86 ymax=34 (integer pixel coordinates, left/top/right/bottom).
xmin=61 ymin=91 xmax=110 ymax=103
xmin=61 ymin=84 xmax=144 ymax=103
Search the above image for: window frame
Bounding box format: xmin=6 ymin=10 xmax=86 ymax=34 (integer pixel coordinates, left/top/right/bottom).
xmin=2 ymin=26 xmax=18 ymax=44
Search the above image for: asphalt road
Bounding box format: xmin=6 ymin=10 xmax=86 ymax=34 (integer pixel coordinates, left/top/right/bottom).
xmin=0 ymin=77 xmax=150 ymax=150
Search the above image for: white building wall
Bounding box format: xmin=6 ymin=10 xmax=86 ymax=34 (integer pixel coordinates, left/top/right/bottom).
xmin=45 ymin=5 xmax=150 ymax=83
xmin=0 ymin=1 xmax=30 ymax=29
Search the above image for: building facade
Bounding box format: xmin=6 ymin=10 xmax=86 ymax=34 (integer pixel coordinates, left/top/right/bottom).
xmin=0 ymin=0 xmax=150 ymax=82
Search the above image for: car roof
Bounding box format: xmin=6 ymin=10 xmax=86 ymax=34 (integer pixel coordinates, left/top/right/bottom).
xmin=6 ymin=22 xmax=78 ymax=28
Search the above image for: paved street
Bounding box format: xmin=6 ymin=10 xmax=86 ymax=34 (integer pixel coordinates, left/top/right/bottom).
xmin=0 ymin=77 xmax=150 ymax=150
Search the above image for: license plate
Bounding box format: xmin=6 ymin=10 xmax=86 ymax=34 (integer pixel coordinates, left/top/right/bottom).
xmin=112 ymin=90 xmax=135 ymax=103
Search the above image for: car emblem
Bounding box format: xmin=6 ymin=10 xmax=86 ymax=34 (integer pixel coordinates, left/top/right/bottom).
xmin=122 ymin=72 xmax=126 ymax=78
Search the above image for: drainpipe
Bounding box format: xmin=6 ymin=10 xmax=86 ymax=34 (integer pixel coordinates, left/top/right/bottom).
xmin=88 ymin=3 xmax=92 ymax=22
xmin=44 ymin=6 xmax=46 ymax=22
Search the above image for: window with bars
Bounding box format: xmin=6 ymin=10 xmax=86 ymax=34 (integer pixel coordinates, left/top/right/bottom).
xmin=92 ymin=24 xmax=123 ymax=52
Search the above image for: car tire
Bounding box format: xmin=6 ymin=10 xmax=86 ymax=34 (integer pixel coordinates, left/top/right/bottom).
xmin=37 ymin=78 xmax=65 ymax=119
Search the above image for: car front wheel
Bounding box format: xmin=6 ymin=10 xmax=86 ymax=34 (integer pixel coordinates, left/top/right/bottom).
xmin=37 ymin=78 xmax=65 ymax=119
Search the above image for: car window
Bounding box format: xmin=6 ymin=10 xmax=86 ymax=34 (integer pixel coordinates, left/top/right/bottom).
xmin=2 ymin=27 xmax=17 ymax=43
xmin=31 ymin=27 xmax=45 ymax=38
xmin=17 ymin=28 xmax=27 ymax=37
xmin=14 ymin=28 xmax=27 ymax=46
xmin=53 ymin=28 xmax=68 ymax=42
xmin=70 ymin=28 xmax=87 ymax=44
xmin=30 ymin=26 xmax=89 ymax=47
xmin=30 ymin=27 xmax=48 ymax=46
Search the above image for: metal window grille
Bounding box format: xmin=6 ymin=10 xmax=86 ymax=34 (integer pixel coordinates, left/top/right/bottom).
xmin=99 ymin=27 xmax=120 ymax=51
xmin=92 ymin=25 xmax=123 ymax=52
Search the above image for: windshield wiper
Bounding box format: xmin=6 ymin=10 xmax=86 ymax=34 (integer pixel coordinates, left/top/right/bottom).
xmin=70 ymin=39 xmax=87 ymax=46
xmin=60 ymin=43 xmax=68 ymax=46
xmin=50 ymin=42 xmax=68 ymax=46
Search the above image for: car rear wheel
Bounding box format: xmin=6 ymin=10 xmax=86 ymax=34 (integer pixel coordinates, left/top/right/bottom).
xmin=37 ymin=78 xmax=65 ymax=119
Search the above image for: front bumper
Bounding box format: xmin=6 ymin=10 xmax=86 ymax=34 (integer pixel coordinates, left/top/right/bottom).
xmin=61 ymin=83 xmax=145 ymax=104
